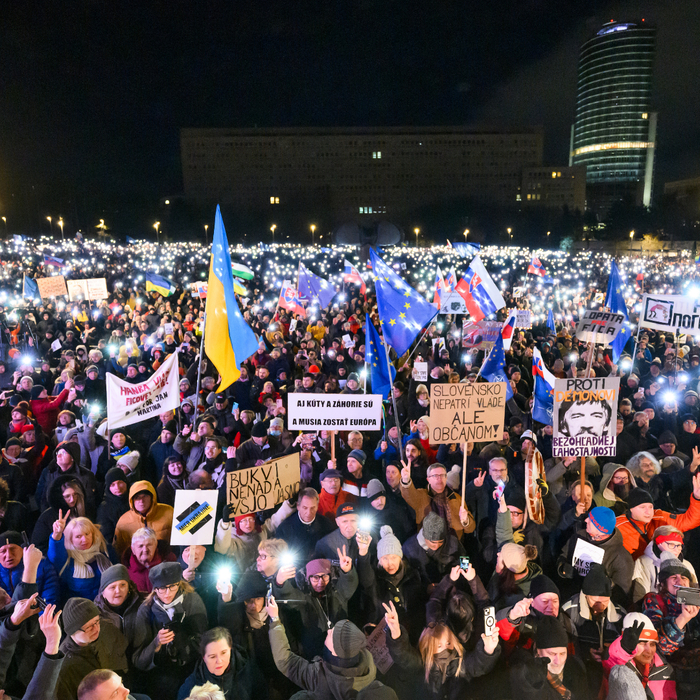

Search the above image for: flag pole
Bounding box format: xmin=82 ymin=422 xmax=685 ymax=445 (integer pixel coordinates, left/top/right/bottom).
xmin=193 ymin=311 xmax=207 ymax=424
xmin=382 ymin=339 xmax=404 ymax=462
xmin=580 ymin=340 xmax=596 ymax=494
xmin=403 ymin=324 xmax=433 ymax=366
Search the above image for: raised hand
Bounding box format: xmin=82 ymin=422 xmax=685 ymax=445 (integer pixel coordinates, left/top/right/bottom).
xmin=473 ymin=470 xmax=486 ymax=488
xmin=337 ymin=545 xmax=352 ymax=573
xmin=382 ymin=600 xmax=401 ymax=640
xmin=508 ymin=597 xmax=531 ymax=622
xmin=693 ymin=472 xmax=700 ymax=501
xmin=10 ymin=593 xmax=39 ymax=626
xmin=216 ymin=579 xmax=233 ymax=603
xmin=459 ymin=505 xmax=471 ymax=525
xmin=275 ymin=565 xmax=296 ymax=586
xmin=52 ymin=509 xmax=69 ymax=540
xmin=266 ymin=595 xmax=280 ymax=620
xmin=481 ymin=629 xmax=500 ymax=655
xmin=356 ymin=533 xmax=372 ymax=558
xmin=691 ymin=447 xmax=700 ymax=473
xmin=39 ymin=605 xmax=62 ymax=655
xmin=156 ymin=627 xmax=175 ymax=651
xmin=400 ymin=460 xmax=411 ymax=484
xmin=182 ymin=424 xmax=192 ymax=437
xmin=449 ymin=565 xmax=461 ymax=582
xmin=226 ymin=445 xmax=237 ymax=460
xmin=620 ymin=620 xmax=645 ymax=654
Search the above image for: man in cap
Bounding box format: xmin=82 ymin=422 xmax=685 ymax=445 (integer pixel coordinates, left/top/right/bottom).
xmin=146 ymin=419 xmax=182 ymax=484
xmin=318 ymin=467 xmax=353 ymax=519
xmin=173 ymin=416 xmax=217 ymax=473
xmin=315 ymin=503 xmax=372 ymax=564
xmin=559 ymin=505 xmax=634 ymax=606
xmin=341 ymin=449 xmax=371 ymax=499
xmin=0 ymin=534 xmax=60 ymax=606
xmin=341 ymin=372 xmax=363 ymax=395
xmin=651 ymin=430 xmax=689 ymax=464
xmin=365 ymin=478 xmax=414 ymax=543
xmin=205 ymin=393 xmax=237 ymax=436
xmin=236 ymin=420 xmax=283 ymax=470
xmin=56 ymin=597 xmax=129 ymax=700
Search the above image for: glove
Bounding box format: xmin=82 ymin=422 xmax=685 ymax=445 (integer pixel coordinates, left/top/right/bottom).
xmin=536 ymin=477 xmax=549 ymax=496
xmin=222 ymin=503 xmax=235 ymax=524
xmin=620 ymin=620 xmax=645 ymax=654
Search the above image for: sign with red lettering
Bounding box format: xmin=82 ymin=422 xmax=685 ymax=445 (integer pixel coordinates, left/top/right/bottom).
xmin=106 ymin=350 xmax=181 ymax=429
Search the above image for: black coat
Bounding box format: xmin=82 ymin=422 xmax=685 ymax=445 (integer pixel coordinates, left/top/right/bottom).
xmin=176 ymin=652 xmax=268 ymax=700
xmin=508 ymin=648 xmax=588 ymax=700
xmin=96 ymin=491 xmax=129 ymax=546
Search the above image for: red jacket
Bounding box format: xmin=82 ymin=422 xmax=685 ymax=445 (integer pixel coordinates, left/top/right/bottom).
xmin=29 ymin=389 xmax=69 ymax=434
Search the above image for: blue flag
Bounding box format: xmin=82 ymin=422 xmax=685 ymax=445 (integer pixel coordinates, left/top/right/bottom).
xmin=23 ymin=274 xmax=39 ymax=300
xmin=480 ymin=332 xmax=513 ymax=399
xmin=297 ymin=262 xmax=335 ymax=309
xmin=370 ymin=248 xmax=438 ymax=358
xmin=547 ymin=309 xmax=556 ymax=334
xmin=126 ymin=236 xmax=137 ymax=244
xmin=532 ymin=348 xmax=555 ymax=424
xmin=365 ymin=316 xmax=396 ymax=400
xmin=605 ymin=260 xmax=632 ymax=363
xmin=451 ymin=241 xmax=481 ymax=258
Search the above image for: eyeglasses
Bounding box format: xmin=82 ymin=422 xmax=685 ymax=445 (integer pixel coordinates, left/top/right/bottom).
xmin=155 ymin=583 xmax=179 ymax=593
xmin=81 ymin=619 xmax=100 ymax=634
xmin=428 ymin=473 xmax=447 ymax=479
xmin=664 ymin=542 xmax=683 ymax=551
xmin=309 ymin=574 xmax=330 ymax=583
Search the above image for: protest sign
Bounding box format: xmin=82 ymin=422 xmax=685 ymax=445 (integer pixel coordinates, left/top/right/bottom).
xmin=67 ymin=279 xmax=89 ymax=301
xmin=50 ymin=339 xmax=62 ymax=352
xmin=552 ymin=376 xmax=620 ymax=457
xmin=366 ymin=622 xmax=394 ymax=674
xmin=439 ymin=292 xmax=468 ymax=315
xmin=170 ymin=490 xmax=219 ymax=546
xmin=513 ymin=309 xmax=532 ymax=329
xmin=572 ymin=538 xmax=605 ymax=576
xmin=36 ymin=275 xmax=68 ymax=299
xmin=429 ymin=382 xmax=507 ymax=444
xmin=639 ymin=294 xmax=700 ymax=334
xmin=462 ymin=319 xmax=502 ymax=349
xmin=164 ymin=322 xmax=174 ymax=336
xmin=287 ymin=394 xmax=382 ymax=430
xmin=106 ymin=350 xmax=181 ymax=429
xmin=414 ymin=361 xmax=428 ymax=382
xmin=575 ymin=310 xmax=625 ymax=345
xmin=342 ymin=333 xmax=355 ymax=349
xmin=226 ymin=453 xmax=300 ymax=516
xmin=86 ymin=277 xmax=108 ymax=300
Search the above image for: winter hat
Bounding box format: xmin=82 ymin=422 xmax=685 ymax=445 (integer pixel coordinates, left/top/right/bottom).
xmin=30 ymin=385 xmax=44 ymax=400
xmin=62 ymin=597 xmax=100 ymax=636
xmin=104 ymin=467 xmax=127 ymax=488
xmin=658 ymin=431 xmax=677 ymax=446
xmin=4 ymin=438 xmax=21 ymax=451
xmin=505 ymin=488 xmax=527 ymax=512
xmin=10 ymin=405 xmax=27 ymax=417
xmin=20 ymin=424 xmax=35 ymax=435
xmin=661 ymin=456 xmax=684 ymax=472
xmin=117 ymin=451 xmax=140 ymax=473
xmin=306 ymin=559 xmax=332 ymax=577
xmin=366 ymin=479 xmax=385 ymax=501
xmin=332 ymin=619 xmax=367 ymax=659
xmin=529 ymin=575 xmax=560 ymax=600
xmin=336 ymin=502 xmax=358 ymax=518
xmin=622 ymin=612 xmax=658 ymax=641
xmin=320 ymin=468 xmax=343 ymax=482
xmin=347 ymin=372 xmax=360 ymax=384
xmin=234 ymin=513 xmax=259 ymax=536
xmin=86 ymin=365 xmax=99 ymax=376
xmin=582 ymin=563 xmax=612 ymax=597
xmin=163 ymin=419 xmax=177 ymax=434
xmin=627 ymin=489 xmax=654 ymax=510
xmin=535 ymin=615 xmax=569 ymax=650
xmin=422 ymin=512 xmax=446 ymax=542
xmin=148 ymin=561 xmax=183 ymax=590
xmin=347 ymin=449 xmax=366 ymax=466
xmin=235 ymin=570 xmax=269 ymax=602
xmin=446 ymin=465 xmax=461 ymax=492
xmin=357 ymin=685 xmax=399 ymax=700
xmin=607 ymin=666 xmax=647 ymax=700
xmin=99 ymin=564 xmax=132 ymax=593
xmin=500 ymin=543 xmax=528 ymax=573
xmin=377 ymin=525 xmax=403 ymax=560
xmin=658 ymin=556 xmax=693 ymax=583
xmin=251 ymin=422 xmax=268 ymax=438
xmin=0 ymin=531 xmax=23 ymax=547
xmin=509 ymin=416 xmax=523 ymax=428
xmin=520 ymin=430 xmax=537 ymax=444
xmin=588 ymin=506 xmax=616 ymax=536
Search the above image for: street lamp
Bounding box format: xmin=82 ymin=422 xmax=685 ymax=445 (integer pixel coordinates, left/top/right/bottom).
xmin=1 ymin=217 xmax=6 ymax=232
xmin=204 ymin=224 xmax=209 ymax=244
xmin=271 ymin=224 xmax=276 ymax=243
xmin=629 ymin=230 xmax=635 ymax=240
xmin=46 ymin=216 xmax=53 ymax=234
xmin=463 ymin=228 xmax=469 ymax=241
xmin=547 ymin=230 xmax=551 ymax=238
xmin=507 ymin=227 xmax=512 ymax=241
xmin=310 ymin=224 xmax=316 ymax=245
xmin=58 ymin=217 xmax=64 ymax=239
xmin=153 ymin=221 xmax=160 ymax=244
xmin=414 ymin=227 xmax=420 ymax=246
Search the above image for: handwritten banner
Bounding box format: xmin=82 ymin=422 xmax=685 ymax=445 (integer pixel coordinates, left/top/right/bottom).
xmin=36 ymin=276 xmax=68 ymax=299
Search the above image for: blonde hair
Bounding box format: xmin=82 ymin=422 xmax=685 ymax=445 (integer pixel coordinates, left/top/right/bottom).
xmin=184 ymin=682 xmax=226 ymax=700
xmin=258 ymin=538 xmax=288 ymax=559
xmin=418 ymin=623 xmax=463 ymax=682
xmin=64 ymin=517 xmax=108 ymax=555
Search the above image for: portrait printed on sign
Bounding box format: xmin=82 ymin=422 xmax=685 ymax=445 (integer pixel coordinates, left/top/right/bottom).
xmin=552 ymin=377 xmax=620 ymax=457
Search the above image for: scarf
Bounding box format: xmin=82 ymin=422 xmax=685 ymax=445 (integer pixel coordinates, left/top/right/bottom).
xmin=385 ymin=561 xmax=406 ymax=588
xmin=433 ymin=649 xmax=459 ymax=683
xmin=546 ymin=671 xmax=571 ymax=700
xmin=430 ymin=489 xmax=453 ymax=530
xmin=111 ymin=445 xmax=130 ymax=459
xmin=62 ymin=542 xmax=112 ymax=579
xmin=246 ymin=607 xmax=269 ymax=630
xmin=154 ymin=594 xmax=185 ymax=620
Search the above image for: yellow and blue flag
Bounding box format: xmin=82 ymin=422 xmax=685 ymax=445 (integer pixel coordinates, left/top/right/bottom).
xmin=205 ymin=206 xmax=259 ymax=391
xmin=370 ymin=248 xmax=438 ymax=357
xmin=145 ymin=272 xmax=176 ymax=297
xmin=365 ymin=316 xmax=396 ymax=399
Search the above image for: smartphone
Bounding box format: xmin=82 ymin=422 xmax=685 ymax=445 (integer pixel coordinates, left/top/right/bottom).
xmin=459 ymin=556 xmax=470 ymax=571
xmin=494 ymin=479 xmax=506 ymax=500
xmin=276 ymin=398 xmax=283 ymax=408
xmin=33 ymin=595 xmax=48 ymax=611
xmin=676 ymin=587 xmax=700 ymax=606
xmin=484 ymin=606 xmax=497 ymax=636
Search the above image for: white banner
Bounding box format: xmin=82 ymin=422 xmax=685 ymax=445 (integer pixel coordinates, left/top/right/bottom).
xmin=106 ymin=351 xmax=181 ymax=429
xmin=287 ymin=393 xmax=383 ymax=430
xmin=170 ymin=489 xmax=218 ymax=546
xmin=575 ymin=310 xmax=625 ymax=345
xmin=439 ymin=292 xmax=468 ymax=315
xmin=640 ymin=294 xmax=700 ymax=334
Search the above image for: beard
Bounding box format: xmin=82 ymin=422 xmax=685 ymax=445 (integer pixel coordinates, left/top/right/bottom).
xmin=612 ymin=482 xmax=631 ymax=500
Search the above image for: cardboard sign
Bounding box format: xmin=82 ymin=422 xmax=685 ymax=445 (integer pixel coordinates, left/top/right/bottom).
xmin=429 ymin=382 xmax=507 ymax=444
xmin=342 ymin=333 xmax=355 ymax=349
xmin=106 ymin=350 xmax=181 ymax=429
xmin=170 ymin=489 xmax=219 ymax=545
xmin=226 ymin=453 xmax=301 ymax=516
xmin=67 ymin=279 xmax=89 ymax=301
xmin=461 ymin=319 xmax=502 ymax=349
xmin=36 ymin=276 xmax=68 ymax=299
xmin=572 ymin=538 xmax=605 ymax=576
xmin=552 ymin=377 xmax=620 ymax=457
xmin=164 ymin=322 xmax=174 ymax=336
xmin=86 ymin=278 xmax=108 ymax=300
xmin=287 ymin=393 xmax=383 ymax=430
xmin=640 ymin=294 xmax=700 ymax=334
xmin=439 ymin=292 xmax=468 ymax=315
xmin=366 ymin=622 xmax=394 ymax=674
xmin=513 ymin=309 xmax=532 ymax=329
xmin=414 ymin=361 xmax=428 ymax=382
xmin=575 ymin=310 xmax=625 ymax=345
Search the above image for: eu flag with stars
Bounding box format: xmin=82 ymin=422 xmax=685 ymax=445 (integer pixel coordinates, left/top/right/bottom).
xmin=480 ymin=332 xmax=513 ymax=399
xmin=297 ymin=262 xmax=335 ymax=309
xmin=370 ymin=248 xmax=438 ymax=358
xmin=605 ymin=260 xmax=632 ymax=363
xmin=365 ymin=316 xmax=396 ymax=399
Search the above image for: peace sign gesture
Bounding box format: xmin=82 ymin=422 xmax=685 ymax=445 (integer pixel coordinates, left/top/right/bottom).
xmin=382 ymin=599 xmax=401 ymax=640
xmin=52 ymin=509 xmax=69 ymax=541
xmin=400 ymin=460 xmax=411 ymax=484
xmin=336 ymin=545 xmax=352 ymax=573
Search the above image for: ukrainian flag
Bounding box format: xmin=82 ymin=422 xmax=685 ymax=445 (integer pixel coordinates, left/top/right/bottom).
xmin=144 ymin=272 xmax=176 ymax=297
xmin=205 ymin=206 xmax=259 ymax=391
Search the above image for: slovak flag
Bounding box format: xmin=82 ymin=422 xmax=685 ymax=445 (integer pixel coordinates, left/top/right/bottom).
xmin=445 ymin=267 xmax=457 ymax=293
xmin=501 ymin=310 xmax=516 ymax=351
xmin=343 ymin=259 xmax=366 ymax=296
xmin=455 ymin=256 xmax=505 ymax=322
xmin=433 ymin=266 xmax=448 ymax=307
xmin=532 ymin=348 xmax=555 ymax=424
xmin=527 ymin=256 xmax=554 ymax=284
xmin=278 ymin=280 xmax=306 ymax=318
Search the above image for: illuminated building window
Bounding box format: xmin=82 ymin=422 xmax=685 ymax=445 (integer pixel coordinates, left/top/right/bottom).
xmin=552 ymin=171 xmax=557 ymax=178
xmin=372 ymin=151 xmax=382 ymax=159
xmin=642 ymin=113 xmax=648 ymax=119
xmin=270 ymin=196 xmax=280 ymax=204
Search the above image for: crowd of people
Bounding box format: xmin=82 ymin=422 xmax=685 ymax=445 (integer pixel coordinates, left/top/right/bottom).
xmin=0 ymin=236 xmax=698 ymax=700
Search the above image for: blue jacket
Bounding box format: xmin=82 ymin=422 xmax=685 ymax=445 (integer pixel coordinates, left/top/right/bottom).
xmin=47 ymin=536 xmax=111 ymax=603
xmin=0 ymin=558 xmax=60 ymax=606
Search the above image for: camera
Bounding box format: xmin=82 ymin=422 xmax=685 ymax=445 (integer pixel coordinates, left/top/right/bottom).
xmin=459 ymin=556 xmax=470 ymax=571
xmin=676 ymin=587 xmax=700 ymax=607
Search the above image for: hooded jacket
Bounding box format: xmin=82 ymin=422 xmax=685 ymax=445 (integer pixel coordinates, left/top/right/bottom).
xmin=113 ymin=481 xmax=174 ymax=555
xmin=594 ymin=463 xmax=637 ymax=513
xmin=35 ymin=440 xmax=97 ymax=512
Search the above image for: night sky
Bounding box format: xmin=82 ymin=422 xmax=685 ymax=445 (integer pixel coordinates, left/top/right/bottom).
xmin=1 ymin=0 xmax=698 ymax=231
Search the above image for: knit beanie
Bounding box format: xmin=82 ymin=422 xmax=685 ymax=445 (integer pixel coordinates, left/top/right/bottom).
xmin=377 ymin=525 xmax=403 ymax=560
xmin=505 ymin=488 xmax=527 ymax=513
xmin=658 ymin=556 xmax=693 ymax=583
xmin=658 ymin=431 xmax=678 ymax=446
xmin=588 ymin=506 xmax=616 ymax=536
xmin=235 ymin=570 xmax=269 ymax=602
xmin=99 ymin=564 xmax=132 ymax=593
xmin=500 ymin=543 xmax=527 ymax=573
xmin=582 ymin=563 xmax=612 ymax=597
xmin=607 ymin=666 xmax=647 ymax=700
xmin=529 ymin=575 xmax=560 ymax=600
xmin=306 ymin=559 xmax=332 ymax=577
xmin=366 ymin=479 xmax=385 ymax=502
xmin=348 ymin=449 xmax=366 ymax=466
xmin=251 ymin=422 xmax=268 ymax=438
xmin=332 ymin=619 xmax=367 ymax=658
xmin=30 ymin=385 xmax=44 ymax=400
xmin=446 ymin=465 xmax=461 ymax=492
xmin=422 ymin=512 xmax=446 ymax=542
xmin=148 ymin=561 xmax=182 ymax=589
xmin=104 ymin=467 xmax=127 ymax=488
xmin=62 ymin=597 xmax=100 ymax=636
xmin=0 ymin=531 xmax=23 ymax=547
xmin=627 ymin=488 xmax=654 ymax=510
xmin=622 ymin=612 xmax=658 ymax=640
xmin=164 ymin=419 xmax=177 ymax=434
xmin=535 ymin=615 xmax=568 ymax=650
